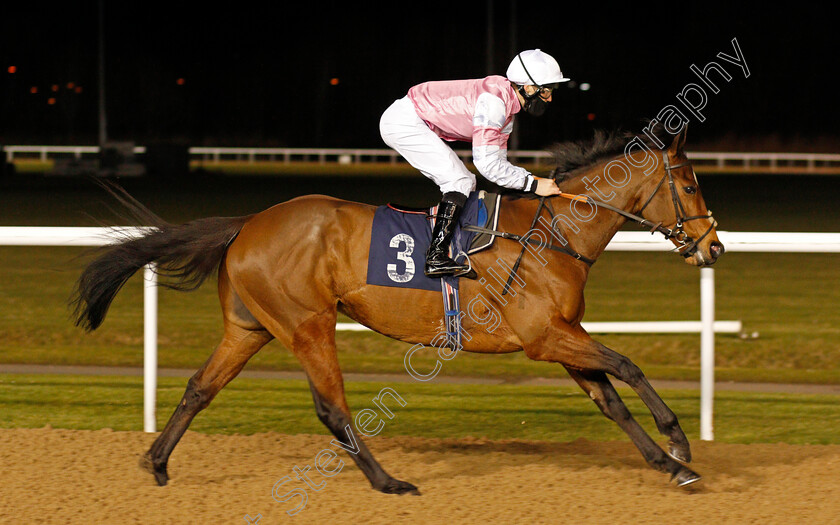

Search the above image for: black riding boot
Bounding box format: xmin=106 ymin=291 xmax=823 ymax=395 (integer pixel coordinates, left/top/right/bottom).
xmin=425 ymin=194 xmax=471 ymax=278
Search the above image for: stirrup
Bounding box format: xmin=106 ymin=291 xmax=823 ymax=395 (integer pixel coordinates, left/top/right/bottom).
xmin=457 ymin=268 xmax=477 ymax=280
xmin=453 ymin=252 xmax=477 ymax=279
xmin=424 ymin=254 xmax=476 ymax=279
xmin=425 ymin=266 xmax=476 ymax=279
xmin=424 ymin=261 xmax=470 ymax=278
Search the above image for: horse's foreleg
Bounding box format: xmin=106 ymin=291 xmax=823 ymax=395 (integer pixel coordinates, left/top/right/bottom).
xmin=525 ymin=325 xmax=695 ymax=484
xmin=141 ymin=324 xmax=272 ymax=486
xmin=294 ymin=312 xmax=420 ymax=496
xmin=563 ymin=367 xmax=700 ymax=486
xmin=583 ymin=340 xmax=692 ymax=464
xmin=537 ymin=329 xmax=691 ymax=461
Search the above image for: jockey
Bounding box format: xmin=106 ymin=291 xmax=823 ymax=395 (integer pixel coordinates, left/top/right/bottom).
xmin=380 ymin=49 xmax=568 ymax=278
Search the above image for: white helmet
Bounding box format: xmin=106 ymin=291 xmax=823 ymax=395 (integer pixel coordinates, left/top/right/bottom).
xmin=506 ymin=49 xmax=569 ymax=87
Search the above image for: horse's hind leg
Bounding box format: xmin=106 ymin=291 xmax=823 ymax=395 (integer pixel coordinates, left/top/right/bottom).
xmin=141 ymin=323 xmax=272 ymax=485
xmin=563 ymin=367 xmax=701 ymax=486
xmin=141 ymin=271 xmax=273 ymax=486
xmin=293 ymin=311 xmax=420 ymax=495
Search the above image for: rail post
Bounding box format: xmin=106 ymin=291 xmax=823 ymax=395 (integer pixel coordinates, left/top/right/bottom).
xmin=700 ymin=267 xmax=715 ymax=440
xmin=143 ymin=264 xmax=158 ymax=433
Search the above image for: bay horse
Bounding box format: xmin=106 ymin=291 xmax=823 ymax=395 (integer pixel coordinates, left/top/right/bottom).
xmin=72 ymin=125 xmax=723 ymax=493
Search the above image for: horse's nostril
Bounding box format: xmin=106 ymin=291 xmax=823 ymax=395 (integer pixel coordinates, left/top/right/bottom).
xmin=710 ymin=241 xmax=725 ymax=258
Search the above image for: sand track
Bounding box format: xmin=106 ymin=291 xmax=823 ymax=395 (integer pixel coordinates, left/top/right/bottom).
xmin=1 ymin=427 xmax=838 ymax=524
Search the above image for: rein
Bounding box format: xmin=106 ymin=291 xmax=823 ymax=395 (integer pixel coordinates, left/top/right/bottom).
xmin=464 ymin=150 xmax=717 ymax=293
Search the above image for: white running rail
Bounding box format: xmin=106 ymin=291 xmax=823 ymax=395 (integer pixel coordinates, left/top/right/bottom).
xmin=6 ymin=145 xmax=840 ymax=171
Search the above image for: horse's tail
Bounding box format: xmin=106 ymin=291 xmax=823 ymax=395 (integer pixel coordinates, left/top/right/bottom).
xmin=71 ymin=183 xmax=252 ymax=332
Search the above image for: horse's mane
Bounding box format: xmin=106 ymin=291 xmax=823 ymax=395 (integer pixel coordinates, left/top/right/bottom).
xmin=548 ymin=121 xmax=676 ymax=183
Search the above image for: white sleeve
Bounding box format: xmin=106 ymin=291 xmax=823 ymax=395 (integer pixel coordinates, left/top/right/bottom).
xmin=472 ymin=93 xmax=535 ymax=192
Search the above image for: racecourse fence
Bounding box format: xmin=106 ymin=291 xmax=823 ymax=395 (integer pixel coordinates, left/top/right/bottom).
xmin=6 ymin=145 xmax=840 ymax=173
xmin=2 ymin=228 xmax=839 ymax=440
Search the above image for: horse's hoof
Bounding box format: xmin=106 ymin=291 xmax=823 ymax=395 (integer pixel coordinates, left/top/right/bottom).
xmin=139 ymin=453 xmax=169 ymax=486
xmin=379 ymin=478 xmax=421 ymax=496
xmin=671 ymin=466 xmax=702 ymax=487
xmin=667 ymin=440 xmax=692 ymax=463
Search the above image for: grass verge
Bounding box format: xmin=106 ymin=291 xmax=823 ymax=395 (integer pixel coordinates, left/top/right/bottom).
xmin=2 ymin=373 xmax=838 ymax=445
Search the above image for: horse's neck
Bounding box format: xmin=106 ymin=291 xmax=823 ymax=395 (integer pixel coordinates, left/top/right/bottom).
xmin=552 ymin=163 xmax=643 ymax=260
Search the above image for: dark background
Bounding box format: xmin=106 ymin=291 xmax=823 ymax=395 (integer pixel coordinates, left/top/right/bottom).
xmin=0 ymin=1 xmax=836 ymax=151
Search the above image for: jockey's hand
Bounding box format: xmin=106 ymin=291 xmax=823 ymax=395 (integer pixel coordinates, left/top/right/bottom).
xmin=534 ymin=176 xmax=561 ymax=197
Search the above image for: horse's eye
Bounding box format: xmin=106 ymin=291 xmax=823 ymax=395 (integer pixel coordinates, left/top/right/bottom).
xmin=683 ymin=186 xmax=697 ymax=195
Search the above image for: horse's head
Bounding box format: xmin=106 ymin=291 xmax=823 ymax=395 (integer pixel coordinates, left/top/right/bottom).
xmin=636 ymin=127 xmax=724 ymax=266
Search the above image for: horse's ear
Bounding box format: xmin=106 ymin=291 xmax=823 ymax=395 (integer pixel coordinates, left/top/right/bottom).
xmin=668 ymin=124 xmax=688 ymax=154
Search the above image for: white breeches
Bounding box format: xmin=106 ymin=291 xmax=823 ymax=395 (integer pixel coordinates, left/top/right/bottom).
xmin=379 ymin=96 xmax=475 ymax=197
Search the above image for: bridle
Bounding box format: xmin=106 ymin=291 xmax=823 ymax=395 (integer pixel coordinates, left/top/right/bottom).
xmin=633 ymin=151 xmax=717 ymax=258
xmin=464 ymin=150 xmax=718 ymax=294
xmin=539 ymin=150 xmax=717 ymax=259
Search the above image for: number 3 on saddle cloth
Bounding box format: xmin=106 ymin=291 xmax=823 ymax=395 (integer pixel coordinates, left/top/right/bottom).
xmin=365 ymin=190 xmax=501 ymax=350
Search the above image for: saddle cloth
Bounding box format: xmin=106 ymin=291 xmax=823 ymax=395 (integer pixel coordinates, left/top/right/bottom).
xmin=365 ymin=190 xmax=501 ymax=291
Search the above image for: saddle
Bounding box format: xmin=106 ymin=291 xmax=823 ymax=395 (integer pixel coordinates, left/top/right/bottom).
xmin=366 ymin=190 xmax=501 ymax=292
xmin=386 ymin=190 xmax=502 ymax=255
